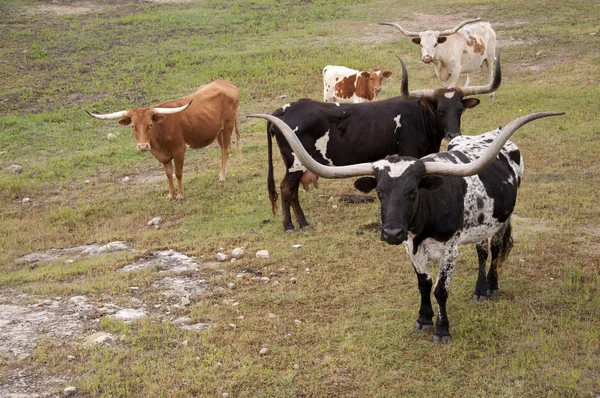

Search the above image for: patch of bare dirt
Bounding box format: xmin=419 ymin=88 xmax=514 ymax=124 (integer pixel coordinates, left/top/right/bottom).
xmin=33 ymin=3 xmax=101 ymax=16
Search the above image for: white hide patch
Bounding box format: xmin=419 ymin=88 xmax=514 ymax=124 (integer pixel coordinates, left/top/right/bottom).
xmin=393 ymin=114 xmax=402 ymax=133
xmin=315 ymin=131 xmax=332 ymax=165
xmin=335 ymin=103 xmax=340 ymax=107
xmin=288 ymin=126 xmax=307 ymax=173
xmin=373 ymin=159 xmax=414 ymax=178
xmin=444 ymin=91 xmax=455 ymax=99
xmin=281 ymin=103 xmax=291 ymax=111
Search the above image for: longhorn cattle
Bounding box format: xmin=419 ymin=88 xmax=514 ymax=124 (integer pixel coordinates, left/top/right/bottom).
xmin=323 ymin=65 xmax=392 ymax=103
xmin=86 ymin=80 xmax=240 ymax=200
xmin=249 ymin=111 xmax=564 ymax=343
xmin=380 ymin=19 xmax=497 ymax=97
xmin=264 ymin=54 xmax=501 ymax=232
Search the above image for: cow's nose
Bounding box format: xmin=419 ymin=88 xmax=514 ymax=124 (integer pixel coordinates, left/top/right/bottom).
xmin=446 ymin=131 xmax=461 ymax=141
xmin=422 ymin=56 xmax=433 ymax=64
xmin=137 ymin=143 xmax=151 ymax=152
xmin=381 ymin=227 xmax=407 ymax=245
xmin=374 ymin=88 xmax=381 ymax=93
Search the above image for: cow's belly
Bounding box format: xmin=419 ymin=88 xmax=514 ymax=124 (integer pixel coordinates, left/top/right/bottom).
xmin=183 ymin=128 xmax=221 ymax=149
xmin=459 ymin=54 xmax=486 ymax=74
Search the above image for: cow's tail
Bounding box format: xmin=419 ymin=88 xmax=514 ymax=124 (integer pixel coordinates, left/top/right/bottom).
xmin=234 ymin=116 xmax=241 ymax=158
xmin=266 ymin=119 xmax=278 ymax=216
xmin=493 ymin=220 xmax=513 ymax=272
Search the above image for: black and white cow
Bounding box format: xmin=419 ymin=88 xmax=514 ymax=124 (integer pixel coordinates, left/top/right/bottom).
xmin=249 ymin=111 xmax=564 ymax=343
xmin=266 ymin=54 xmax=501 ymax=232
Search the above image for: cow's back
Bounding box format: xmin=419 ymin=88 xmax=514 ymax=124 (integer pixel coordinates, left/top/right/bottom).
xmin=158 ymin=80 xmax=240 ymax=149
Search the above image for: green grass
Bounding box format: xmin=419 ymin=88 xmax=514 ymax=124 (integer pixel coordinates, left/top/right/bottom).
xmin=1 ymin=0 xmax=599 ymax=396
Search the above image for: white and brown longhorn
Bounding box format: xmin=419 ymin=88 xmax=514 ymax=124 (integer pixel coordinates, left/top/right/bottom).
xmin=248 ymin=111 xmax=564 ymax=344
xmin=380 ymin=19 xmax=497 ymax=97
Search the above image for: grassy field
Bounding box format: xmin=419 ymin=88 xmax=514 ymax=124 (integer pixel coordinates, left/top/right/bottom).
xmin=1 ymin=0 xmax=599 ymax=396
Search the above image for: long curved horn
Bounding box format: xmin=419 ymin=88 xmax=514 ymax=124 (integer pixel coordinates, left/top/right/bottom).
xmin=247 ymin=114 xmax=374 ymax=178
xmin=438 ymin=18 xmax=481 ymax=36
xmin=379 ymin=22 xmax=420 ymax=37
xmin=424 ymin=112 xmax=565 ymax=176
xmin=85 ymin=109 xmax=129 ymax=120
xmin=398 ymin=55 xmax=435 ymax=100
xmin=460 ymin=49 xmax=502 ymax=96
xmin=154 ymin=100 xmax=193 ymax=115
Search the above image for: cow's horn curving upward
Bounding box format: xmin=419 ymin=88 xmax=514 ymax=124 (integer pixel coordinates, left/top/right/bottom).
xmin=398 ymin=55 xmax=434 ymax=100
xmin=460 ymin=49 xmax=502 ymax=96
xmin=379 ymin=22 xmax=420 ymax=37
xmin=438 ymin=18 xmax=481 ymax=36
xmin=423 ymin=112 xmax=565 ymax=177
xmin=247 ymin=114 xmax=374 ymax=178
xmin=154 ymin=100 xmax=193 ymax=115
xmin=85 ymin=109 xmax=129 ymax=120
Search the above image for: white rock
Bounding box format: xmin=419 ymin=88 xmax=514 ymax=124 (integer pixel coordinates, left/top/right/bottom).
xmin=260 ymin=277 xmax=271 ymax=282
xmin=231 ymin=247 xmax=245 ymax=259
xmin=289 ymin=278 xmax=297 ymax=284
xmin=292 ymin=244 xmax=302 ymax=249
xmin=294 ymin=319 xmax=302 ymax=324
xmin=182 ymin=339 xmax=188 ymax=346
xmin=230 ymin=258 xmax=236 ymax=263
xmin=232 ymin=302 xmax=239 ymax=307
xmin=107 ymin=133 xmax=117 ymax=140
xmin=305 ymin=268 xmax=311 ymax=274
xmin=222 ymin=393 xmax=229 ymax=398
xmin=85 ymin=179 xmax=91 ymax=184
xmin=85 ymin=331 xmax=115 ymax=346
xmin=259 ymin=347 xmax=269 ymax=356
xmin=67 ymin=355 xmax=75 ymax=361
xmin=64 ymin=259 xmax=74 ymax=264
xmin=121 ymin=176 xmax=130 ymax=182
xmin=229 ymin=323 xmax=237 ymax=329
xmin=147 ymin=216 xmax=162 ymax=226
xmin=332 ymin=204 xmax=338 ymax=209
xmin=293 ymin=364 xmax=300 ymax=370
xmin=268 ymin=313 xmax=276 ymax=319
xmin=8 ymin=164 xmax=22 ymax=174
xmin=22 ymin=197 xmax=31 ymax=203
xmin=216 ymin=252 xmax=228 ymax=262
xmin=227 ymin=283 xmax=235 ymax=289
xmin=112 ymin=309 xmax=147 ymax=322
xmin=64 ymin=386 xmax=77 ymax=396
xmin=238 ymin=315 xmax=244 ymax=319
xmin=255 ymin=250 xmax=270 ymax=259
xmin=172 ymin=316 xmax=192 ymax=326
xmin=181 ymin=296 xmax=190 ymax=306
xmin=216 ymin=362 xmax=222 ymax=367
xmin=272 ymin=281 xmax=280 ymax=287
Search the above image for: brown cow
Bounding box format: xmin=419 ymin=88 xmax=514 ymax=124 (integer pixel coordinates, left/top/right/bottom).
xmin=87 ymin=80 xmax=240 ymax=200
xmin=323 ymin=65 xmax=392 ymax=103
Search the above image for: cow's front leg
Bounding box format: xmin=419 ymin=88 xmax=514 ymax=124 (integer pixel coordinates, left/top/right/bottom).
xmin=173 ymin=151 xmax=185 ymax=200
xmin=473 ymin=240 xmax=490 ymax=302
xmin=433 ymin=245 xmax=458 ymax=344
xmin=414 ymin=271 xmax=434 ymax=332
xmin=447 ymin=68 xmax=462 ymax=88
xmin=280 ymin=170 xmax=305 ymax=232
xmin=162 ymin=160 xmax=176 ymax=200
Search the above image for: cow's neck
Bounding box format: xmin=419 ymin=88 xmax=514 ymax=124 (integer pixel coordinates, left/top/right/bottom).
xmin=420 ymin=108 xmax=444 ymax=156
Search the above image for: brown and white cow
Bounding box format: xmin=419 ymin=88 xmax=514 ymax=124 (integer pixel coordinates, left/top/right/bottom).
xmin=380 ymin=19 xmax=497 ymax=97
xmin=323 ymin=65 xmax=392 ymax=103
xmin=86 ymin=80 xmax=240 ymax=200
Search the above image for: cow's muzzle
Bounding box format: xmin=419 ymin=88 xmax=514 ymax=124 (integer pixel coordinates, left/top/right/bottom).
xmin=137 ymin=143 xmax=151 ymax=152
xmin=446 ymin=131 xmax=461 ymax=141
xmin=381 ymin=227 xmax=407 ymax=245
xmin=422 ymin=56 xmax=433 ymax=64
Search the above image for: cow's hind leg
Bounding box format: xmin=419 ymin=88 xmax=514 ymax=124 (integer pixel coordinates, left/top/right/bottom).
xmin=280 ymin=170 xmax=307 ymax=232
xmin=173 ymin=151 xmax=185 ymax=200
xmin=488 ymin=221 xmax=513 ymax=297
xmin=473 ymin=239 xmax=490 ymax=302
xmin=433 ymin=244 xmax=458 ymax=344
xmin=216 ymin=127 xmax=232 ymax=183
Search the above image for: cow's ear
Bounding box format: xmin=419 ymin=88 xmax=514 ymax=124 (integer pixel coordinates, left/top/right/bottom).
xmin=383 ymin=71 xmax=392 ymax=78
xmin=354 ymin=177 xmax=377 ymax=193
xmin=437 ymin=36 xmax=448 ymax=44
xmin=152 ymin=114 xmax=167 ymax=123
xmin=360 ymin=71 xmax=371 ymax=79
xmin=118 ymin=117 xmax=131 ymax=126
xmin=462 ymin=98 xmax=480 ymax=109
xmin=419 ymin=175 xmax=444 ymax=190
xmin=417 ymin=99 xmax=436 ymax=112
xmin=411 ymin=38 xmax=421 ymax=45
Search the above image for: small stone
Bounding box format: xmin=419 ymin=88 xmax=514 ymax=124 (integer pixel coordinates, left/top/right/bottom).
xmin=260 ymin=276 xmax=270 ymax=283
xmin=238 ymin=315 xmax=244 ymax=319
xmin=129 ymin=286 xmax=139 ymax=290
xmin=230 ymin=258 xmax=236 ymax=263
xmin=216 ymin=362 xmax=222 ymax=367
xmin=216 ymin=252 xmax=228 ymax=262
xmin=147 ymin=216 xmax=162 ymax=226
xmin=85 ymin=331 xmax=115 ymax=346
xmin=332 ymin=204 xmax=338 ymax=209
xmin=121 ymin=176 xmax=130 ymax=182
xmin=293 ymin=364 xmax=300 ymax=370
xmin=268 ymin=313 xmax=276 ymax=319
xmin=172 ymin=316 xmax=192 ymax=326
xmin=107 ymin=133 xmax=117 ymax=140
xmin=289 ymin=278 xmax=297 ymax=284
xmin=181 ymin=296 xmax=190 ymax=306
xmin=22 ymin=197 xmax=31 ymax=203
xmin=232 ymin=302 xmax=239 ymax=307
xmin=64 ymin=259 xmax=74 ymax=264
xmin=229 ymin=323 xmax=237 ymax=329
xmin=272 ymin=281 xmax=280 ymax=287
xmin=251 ymin=276 xmax=261 ymax=282
xmin=67 ymin=355 xmax=75 ymax=361
xmin=85 ymin=180 xmax=91 ymax=184
xmin=305 ymin=268 xmax=311 ymax=274
xmin=112 ymin=309 xmax=147 ymax=322
xmin=227 ymin=283 xmax=235 ymax=289
xmin=259 ymin=347 xmax=269 ymax=356
xmin=8 ymin=164 xmax=22 ymax=174
xmin=64 ymin=386 xmax=77 ymax=396
xmin=294 ymin=319 xmax=302 ymax=324
xmin=292 ymin=244 xmax=302 ymax=249
xmin=222 ymin=393 xmax=229 ymax=398
xmin=231 ymin=247 xmax=245 ymax=259
xmin=182 ymin=339 xmax=188 ymax=346
xmin=255 ymin=250 xmax=270 ymax=259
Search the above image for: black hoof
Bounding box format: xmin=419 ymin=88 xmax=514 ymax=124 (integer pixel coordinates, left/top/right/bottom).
xmin=433 ymin=335 xmax=451 ymax=344
xmin=414 ymin=321 xmax=433 ymax=332
xmin=472 ymin=294 xmax=488 ymax=303
xmin=489 ymin=289 xmax=499 ymax=297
